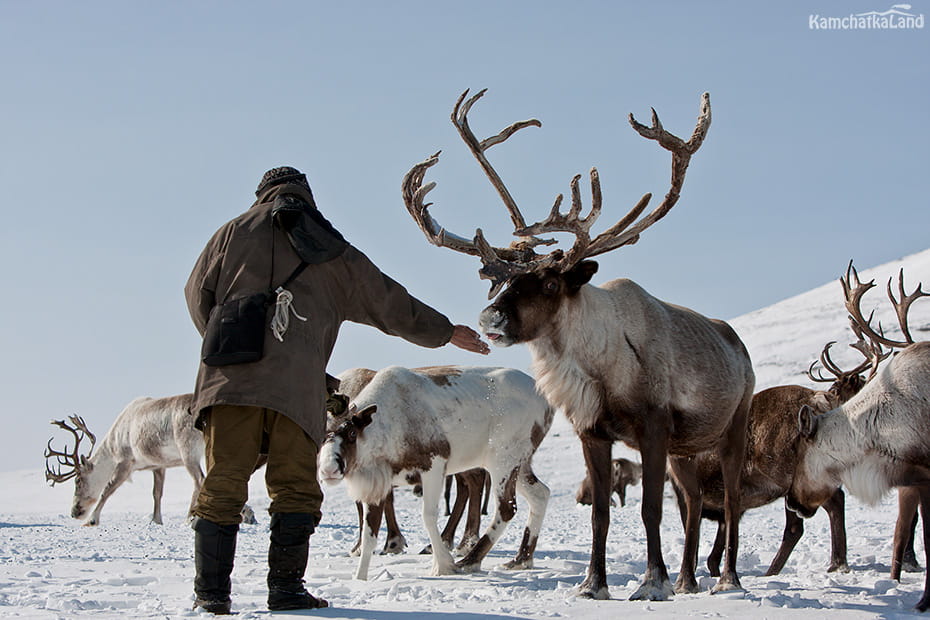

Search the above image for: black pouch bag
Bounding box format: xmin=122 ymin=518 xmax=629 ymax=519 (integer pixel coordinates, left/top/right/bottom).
xmin=201 ymin=291 xmax=271 ymax=367
xmin=201 ymin=194 xmax=339 ymax=368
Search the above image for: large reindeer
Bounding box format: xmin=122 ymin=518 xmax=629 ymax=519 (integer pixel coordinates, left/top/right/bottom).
xmin=792 ymin=262 xmax=930 ymax=611
xmin=45 ymin=394 xmax=256 ymax=526
xmin=402 ymin=89 xmax=755 ymax=600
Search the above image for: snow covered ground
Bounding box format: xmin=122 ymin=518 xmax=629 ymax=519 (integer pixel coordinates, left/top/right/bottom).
xmin=3 ymin=249 xmax=930 ymax=619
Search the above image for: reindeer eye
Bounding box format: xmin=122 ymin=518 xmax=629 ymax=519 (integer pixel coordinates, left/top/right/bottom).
xmin=543 ymin=280 xmax=559 ymax=294
xmin=347 ymin=429 xmax=357 ymax=442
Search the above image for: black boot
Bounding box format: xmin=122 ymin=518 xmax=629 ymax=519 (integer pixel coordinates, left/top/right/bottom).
xmin=267 ymin=512 xmax=329 ymax=611
xmin=192 ymin=517 xmax=238 ymax=615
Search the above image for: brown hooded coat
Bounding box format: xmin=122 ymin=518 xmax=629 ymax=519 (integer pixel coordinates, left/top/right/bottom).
xmin=185 ymin=182 xmax=454 ymax=446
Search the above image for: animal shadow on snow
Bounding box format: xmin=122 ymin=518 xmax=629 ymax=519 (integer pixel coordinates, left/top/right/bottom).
xmin=309 ymin=611 xmax=528 ymax=620
xmin=454 ymin=548 xmax=639 ymax=597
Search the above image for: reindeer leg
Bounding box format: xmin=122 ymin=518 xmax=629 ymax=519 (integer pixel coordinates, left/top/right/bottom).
xmin=440 ymin=474 xmax=468 ymax=552
xmin=456 ymin=466 xmax=518 ymax=573
xmin=629 ymin=430 xmax=674 ymax=601
xmin=668 ymin=456 xmax=701 ymax=594
xmin=85 ymin=461 xmax=133 ymax=526
xmin=421 ymin=465 xmax=458 ymax=576
xmin=893 ymin=487 xmax=922 ymax=579
xmin=765 ymin=504 xmax=804 ymax=576
xmin=914 ymin=485 xmax=930 ymax=612
xmin=381 ymin=490 xmax=407 ymax=555
xmin=502 ymin=461 xmax=550 ymax=570
xmin=151 ymin=469 xmax=165 ymax=525
xmin=904 ymin=507 xmax=922 ymax=573
xmin=459 ymin=470 xmax=485 ymax=554
xmin=707 ymin=519 xmax=725 ymax=577
xmin=444 ymin=474 xmax=454 ymax=516
xmin=182 ymin=452 xmax=205 ymax=524
xmin=482 ymin=471 xmax=491 ymax=515
xmin=354 ymin=502 xmax=383 ymax=580
xmin=350 ymin=502 xmax=364 ymax=557
xmin=576 ymin=433 xmax=616 ymax=600
xmin=712 ymin=397 xmax=749 ymax=594
xmin=823 ymin=488 xmax=849 ymax=573
xmin=239 ymin=455 xmax=263 ymax=524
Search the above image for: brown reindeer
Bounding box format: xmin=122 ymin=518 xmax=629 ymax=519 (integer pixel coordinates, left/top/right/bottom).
xmin=402 ymin=89 xmax=755 ymax=600
xmin=674 ymin=337 xmax=885 ymax=579
xmin=792 ymin=262 xmax=930 ymax=611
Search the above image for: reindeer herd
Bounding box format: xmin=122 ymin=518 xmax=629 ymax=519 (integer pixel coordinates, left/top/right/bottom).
xmin=44 ymin=90 xmax=930 ymax=612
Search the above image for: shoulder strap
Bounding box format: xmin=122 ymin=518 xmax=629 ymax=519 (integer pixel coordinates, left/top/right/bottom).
xmin=269 ymin=206 xmax=309 ymax=294
xmin=275 ymin=261 xmax=308 ymax=293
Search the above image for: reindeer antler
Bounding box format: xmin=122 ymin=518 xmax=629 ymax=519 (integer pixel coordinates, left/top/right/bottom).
xmin=402 ymin=89 xmax=712 ymax=298
xmin=887 ymin=267 xmax=930 ymax=345
xmin=842 ymin=260 xmax=929 ymax=350
xmin=44 ymin=415 xmax=96 ymax=486
xmin=806 ymin=341 xmax=860 ymax=383
xmin=806 ymin=334 xmax=888 ymax=385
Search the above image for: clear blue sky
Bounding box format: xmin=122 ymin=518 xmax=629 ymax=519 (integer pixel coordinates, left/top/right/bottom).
xmin=1 ymin=1 xmax=927 ymax=473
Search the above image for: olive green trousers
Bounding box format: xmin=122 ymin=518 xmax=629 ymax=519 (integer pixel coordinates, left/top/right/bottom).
xmin=193 ymin=405 xmax=324 ymax=525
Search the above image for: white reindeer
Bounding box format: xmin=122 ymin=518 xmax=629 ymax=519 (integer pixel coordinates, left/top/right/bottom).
xmin=318 ymin=365 xmax=553 ymax=580
xmin=791 ymin=263 xmax=930 ymax=612
xmin=45 ymin=393 xmax=256 ymax=526
xmin=403 ymin=90 xmax=754 ymax=600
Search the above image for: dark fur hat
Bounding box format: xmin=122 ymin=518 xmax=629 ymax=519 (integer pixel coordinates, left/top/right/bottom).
xmin=256 ymin=166 xmax=310 ymax=196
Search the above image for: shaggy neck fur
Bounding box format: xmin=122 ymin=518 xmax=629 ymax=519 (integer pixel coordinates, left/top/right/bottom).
xmin=808 ymin=408 xmax=891 ymax=506
xmin=528 ymin=285 xmax=618 ymax=434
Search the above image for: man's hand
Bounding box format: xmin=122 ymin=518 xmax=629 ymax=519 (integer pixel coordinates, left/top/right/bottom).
xmin=449 ymin=324 xmax=490 ymax=355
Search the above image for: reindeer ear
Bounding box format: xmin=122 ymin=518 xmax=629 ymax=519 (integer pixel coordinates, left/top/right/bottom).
xmin=352 ymin=404 xmax=378 ymax=430
xmin=565 ymin=260 xmax=598 ymax=292
xmin=797 ymin=404 xmax=819 ymax=438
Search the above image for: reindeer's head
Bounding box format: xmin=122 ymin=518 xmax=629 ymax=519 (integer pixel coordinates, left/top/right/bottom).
xmin=480 ymin=262 xmax=599 ymax=346
xmin=402 ymin=88 xmax=711 ymax=346
xmin=45 ymin=416 xmax=102 ymax=520
xmin=317 ymin=404 xmax=377 ymax=485
xmin=805 ymin=337 xmax=885 ymax=406
xmin=787 ymin=403 xmax=841 ymax=518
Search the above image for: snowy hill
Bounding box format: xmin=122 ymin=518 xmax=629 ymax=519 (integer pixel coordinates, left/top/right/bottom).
xmin=731 ymin=249 xmax=930 ymax=391
xmin=3 ymin=250 xmax=930 ymax=619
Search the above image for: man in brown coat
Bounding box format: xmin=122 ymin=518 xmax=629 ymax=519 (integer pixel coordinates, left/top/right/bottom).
xmin=185 ymin=166 xmax=488 ymax=614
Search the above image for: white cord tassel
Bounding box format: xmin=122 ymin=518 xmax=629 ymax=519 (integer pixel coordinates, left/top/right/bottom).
xmin=270 ymin=287 xmax=307 ymax=342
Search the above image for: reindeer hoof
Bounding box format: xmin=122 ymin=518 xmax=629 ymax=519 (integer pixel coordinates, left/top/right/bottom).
xmin=455 ymin=560 xmax=482 ymax=574
xmin=674 ymin=575 xmax=700 ymax=594
xmin=916 ymin=593 xmax=930 ymax=612
xmin=575 ymin=583 xmax=610 ymax=600
xmin=629 ymin=578 xmax=674 ymax=601
xmin=903 ymin=560 xmax=924 ymax=574
xmin=82 ymin=521 xmax=98 ymax=527
xmin=710 ymin=576 xmax=743 ymax=594
xmin=828 ymin=561 xmax=850 ymax=573
xmin=381 ymin=536 xmax=407 ymax=555
xmin=501 ymin=558 xmax=533 ymax=570
xmin=429 ymin=563 xmax=461 ymax=576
